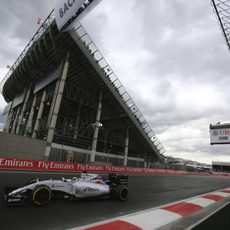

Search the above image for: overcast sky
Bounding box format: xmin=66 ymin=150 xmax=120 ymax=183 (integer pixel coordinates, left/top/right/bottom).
xmin=1 ymin=0 xmax=230 ymax=164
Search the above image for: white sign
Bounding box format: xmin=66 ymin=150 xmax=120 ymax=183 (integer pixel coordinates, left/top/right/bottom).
xmin=55 ymin=0 xmax=86 ymax=30
xmin=210 ymin=128 xmax=230 ymax=145
xmin=55 ymin=0 xmax=103 ymax=31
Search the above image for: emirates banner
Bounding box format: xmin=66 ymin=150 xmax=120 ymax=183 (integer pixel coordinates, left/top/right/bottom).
xmin=0 ymin=157 xmax=185 ymax=174
xmin=0 ymin=157 xmax=229 ymax=177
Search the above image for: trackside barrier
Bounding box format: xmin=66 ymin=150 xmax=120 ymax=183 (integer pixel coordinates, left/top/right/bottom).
xmin=0 ymin=157 xmax=230 ymax=177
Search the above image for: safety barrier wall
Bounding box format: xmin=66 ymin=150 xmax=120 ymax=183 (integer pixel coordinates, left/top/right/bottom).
xmin=0 ymin=157 xmax=230 ymax=177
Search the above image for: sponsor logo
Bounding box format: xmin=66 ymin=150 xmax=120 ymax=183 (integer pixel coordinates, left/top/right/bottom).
xmin=53 ymin=184 xmax=65 ymax=188
xmin=212 ymin=130 xmax=219 ymax=136
xmin=219 ymin=136 xmax=228 ymax=140
xmin=0 ymin=158 xmax=34 ymax=168
xmin=59 ymin=0 xmax=85 ymax=18
xmin=37 ymin=161 xmax=74 ymax=170
xmin=211 ymin=129 xmax=230 ymax=136
xmin=83 ymin=187 xmax=100 ymax=192
xmin=8 ymin=198 xmax=21 ymax=202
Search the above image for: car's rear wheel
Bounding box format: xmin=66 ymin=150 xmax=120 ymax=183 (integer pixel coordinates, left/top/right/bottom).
xmin=31 ymin=185 xmax=52 ymax=206
xmin=113 ymin=185 xmax=128 ymax=201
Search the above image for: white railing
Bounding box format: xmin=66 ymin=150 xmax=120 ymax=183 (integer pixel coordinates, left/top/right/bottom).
xmin=73 ymin=25 xmax=165 ymax=157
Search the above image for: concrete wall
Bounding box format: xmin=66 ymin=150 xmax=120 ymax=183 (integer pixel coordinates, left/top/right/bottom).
xmin=0 ymin=132 xmax=46 ymax=160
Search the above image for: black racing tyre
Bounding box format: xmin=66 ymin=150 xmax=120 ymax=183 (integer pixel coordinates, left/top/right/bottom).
xmin=113 ymin=185 xmax=128 ymax=201
xmin=31 ymin=185 xmax=52 ymax=206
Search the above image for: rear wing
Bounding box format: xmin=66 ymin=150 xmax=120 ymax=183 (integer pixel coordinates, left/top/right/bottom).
xmin=109 ymin=174 xmax=128 ymax=186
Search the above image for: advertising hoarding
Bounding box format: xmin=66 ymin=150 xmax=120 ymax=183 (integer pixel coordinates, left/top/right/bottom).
xmin=55 ymin=0 xmax=102 ymax=31
xmin=55 ymin=0 xmax=86 ymax=30
xmin=210 ymin=124 xmax=230 ymax=145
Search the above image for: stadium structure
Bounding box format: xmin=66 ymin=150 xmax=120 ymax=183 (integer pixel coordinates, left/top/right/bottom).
xmin=0 ymin=1 xmax=165 ymax=167
xmin=212 ymin=0 xmax=230 ymax=51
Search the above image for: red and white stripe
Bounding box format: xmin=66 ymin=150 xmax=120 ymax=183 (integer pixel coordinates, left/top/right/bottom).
xmin=74 ymin=187 xmax=230 ymax=230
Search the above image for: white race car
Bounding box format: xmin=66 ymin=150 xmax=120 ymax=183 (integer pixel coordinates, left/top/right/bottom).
xmin=3 ymin=173 xmax=128 ymax=206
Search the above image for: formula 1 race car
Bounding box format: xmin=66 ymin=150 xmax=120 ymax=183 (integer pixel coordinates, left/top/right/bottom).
xmin=3 ymin=173 xmax=128 ymax=206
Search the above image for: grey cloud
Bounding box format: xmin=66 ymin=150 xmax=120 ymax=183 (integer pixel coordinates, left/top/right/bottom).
xmin=0 ymin=0 xmax=56 ymax=66
xmin=130 ymin=1 xmax=230 ymax=85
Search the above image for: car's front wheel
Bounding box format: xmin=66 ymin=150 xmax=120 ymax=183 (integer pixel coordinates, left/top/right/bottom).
xmin=31 ymin=185 xmax=52 ymax=206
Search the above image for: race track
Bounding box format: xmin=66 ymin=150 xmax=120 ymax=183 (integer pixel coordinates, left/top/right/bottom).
xmin=1 ymin=171 xmax=230 ymax=230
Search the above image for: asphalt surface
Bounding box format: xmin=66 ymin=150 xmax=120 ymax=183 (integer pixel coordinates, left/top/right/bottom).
xmin=0 ymin=171 xmax=230 ymax=230
xmin=193 ymin=203 xmax=230 ymax=230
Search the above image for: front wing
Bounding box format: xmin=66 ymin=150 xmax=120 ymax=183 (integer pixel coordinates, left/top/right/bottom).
xmin=3 ymin=187 xmax=29 ymax=206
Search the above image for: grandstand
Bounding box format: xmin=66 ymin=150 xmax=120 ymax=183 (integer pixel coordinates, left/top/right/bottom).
xmin=212 ymin=161 xmax=230 ymax=173
xmin=0 ymin=3 xmax=165 ymax=167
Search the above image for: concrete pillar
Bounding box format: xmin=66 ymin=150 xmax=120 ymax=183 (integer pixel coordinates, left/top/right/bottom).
xmin=123 ymin=127 xmax=129 ymax=166
xmin=47 ymin=80 xmax=59 ymax=127
xmin=25 ymin=94 xmax=37 ymax=136
xmin=16 ymin=88 xmax=31 ymax=135
xmin=11 ymin=106 xmax=21 ymax=134
xmin=32 ymin=90 xmax=47 ymax=138
xmin=44 ymin=52 xmax=70 ymax=160
xmin=4 ymin=103 xmax=14 ymax=133
xmin=90 ymin=92 xmax=103 ymax=162
xmin=74 ymin=103 xmax=82 ymax=139
xmin=144 ymin=153 xmax=147 ymax=168
xmin=148 ymin=156 xmax=151 ymax=168
xmin=4 ymin=111 xmax=12 ymax=133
